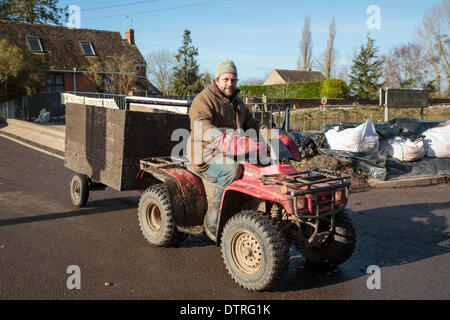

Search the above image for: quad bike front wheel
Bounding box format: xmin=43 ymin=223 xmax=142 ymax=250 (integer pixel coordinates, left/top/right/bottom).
xmin=221 ymin=210 xmax=289 ymax=291
xmin=300 ymin=210 xmax=356 ymax=267
xmin=138 ymin=184 xmax=186 ymax=247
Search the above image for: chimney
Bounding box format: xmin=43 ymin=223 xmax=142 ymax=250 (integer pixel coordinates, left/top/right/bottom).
xmin=125 ymin=29 xmax=135 ymax=45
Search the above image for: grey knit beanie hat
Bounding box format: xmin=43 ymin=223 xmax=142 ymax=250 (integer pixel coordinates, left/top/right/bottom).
xmin=215 ymin=60 xmax=237 ymax=79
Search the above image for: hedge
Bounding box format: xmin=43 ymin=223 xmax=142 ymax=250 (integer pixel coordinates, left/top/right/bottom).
xmin=320 ymin=79 xmax=348 ymax=99
xmin=239 ymin=79 xmax=348 ymax=99
xmin=239 ymin=81 xmax=323 ymax=99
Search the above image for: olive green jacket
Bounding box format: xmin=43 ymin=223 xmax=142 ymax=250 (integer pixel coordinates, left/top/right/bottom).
xmin=188 ymin=83 xmax=262 ymax=171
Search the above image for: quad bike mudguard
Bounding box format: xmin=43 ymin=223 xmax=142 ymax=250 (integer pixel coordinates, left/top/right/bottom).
xmin=139 ymin=157 xmax=207 ymax=227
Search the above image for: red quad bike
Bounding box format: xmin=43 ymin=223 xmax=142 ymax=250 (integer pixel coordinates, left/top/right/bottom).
xmin=137 ymin=143 xmax=356 ymax=291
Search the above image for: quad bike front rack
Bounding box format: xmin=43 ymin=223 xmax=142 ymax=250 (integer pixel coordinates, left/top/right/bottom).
xmin=262 ymin=168 xmax=351 ymax=247
xmin=261 ymin=168 xmax=351 ymax=196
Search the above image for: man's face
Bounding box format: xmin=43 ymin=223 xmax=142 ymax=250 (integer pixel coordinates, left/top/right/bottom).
xmin=215 ymin=73 xmax=238 ymax=97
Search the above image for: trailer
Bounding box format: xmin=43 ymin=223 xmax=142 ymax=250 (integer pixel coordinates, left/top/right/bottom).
xmin=64 ymin=102 xmax=190 ymax=206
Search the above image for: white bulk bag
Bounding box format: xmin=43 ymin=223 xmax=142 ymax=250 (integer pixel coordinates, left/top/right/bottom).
xmin=423 ymin=121 xmax=450 ymax=158
xmin=325 ymin=119 xmax=379 ymax=153
xmin=34 ymin=108 xmax=47 ymax=123
xmin=41 ymin=111 xmax=51 ymax=123
xmin=34 ymin=108 xmax=51 ymax=124
xmin=379 ymin=137 xmax=425 ymax=161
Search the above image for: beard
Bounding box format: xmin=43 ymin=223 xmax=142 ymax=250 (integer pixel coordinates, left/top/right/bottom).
xmin=214 ymin=79 xmax=237 ymax=98
xmin=222 ymin=87 xmax=235 ymax=97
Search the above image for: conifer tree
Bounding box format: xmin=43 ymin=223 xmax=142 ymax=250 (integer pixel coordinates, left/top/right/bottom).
xmin=348 ymin=35 xmax=385 ymax=99
xmin=0 ymin=0 xmax=65 ymax=25
xmin=170 ymin=30 xmax=203 ymax=96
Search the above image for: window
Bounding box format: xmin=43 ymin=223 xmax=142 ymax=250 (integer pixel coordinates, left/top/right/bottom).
xmin=26 ymin=36 xmax=44 ymax=53
xmin=47 ymin=74 xmax=64 ymax=92
xmin=80 ymin=41 xmax=96 ymax=56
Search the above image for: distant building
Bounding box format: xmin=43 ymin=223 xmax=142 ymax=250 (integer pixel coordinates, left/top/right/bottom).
xmin=263 ymin=69 xmax=326 ymax=85
xmin=0 ymin=19 xmax=161 ymax=95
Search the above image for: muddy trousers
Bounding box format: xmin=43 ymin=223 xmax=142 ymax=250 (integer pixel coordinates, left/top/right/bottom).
xmin=203 ymin=157 xmax=240 ymax=239
xmin=204 ymin=156 xmax=241 ymax=188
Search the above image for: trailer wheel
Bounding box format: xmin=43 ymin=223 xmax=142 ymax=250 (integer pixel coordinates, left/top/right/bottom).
xmin=221 ymin=210 xmax=289 ymax=291
xmin=138 ymin=184 xmax=185 ymax=247
xmin=70 ymin=174 xmax=89 ymax=207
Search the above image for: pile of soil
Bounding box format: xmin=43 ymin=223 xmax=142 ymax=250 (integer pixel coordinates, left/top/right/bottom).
xmin=291 ymin=154 xmax=370 ymax=192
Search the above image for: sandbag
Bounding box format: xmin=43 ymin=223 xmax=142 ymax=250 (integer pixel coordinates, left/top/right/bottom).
xmin=379 ymin=137 xmax=425 ymax=162
xmin=322 ymin=149 xmax=388 ymax=180
xmin=34 ymin=108 xmax=51 ymax=124
xmin=423 ymin=120 xmax=450 ymax=158
xmin=375 ymin=118 xmax=443 ymax=140
xmin=41 ymin=111 xmax=51 ymax=123
xmin=282 ymin=130 xmax=328 ymax=158
xmin=287 ymin=131 xmax=314 ymax=158
xmin=386 ymin=156 xmax=450 ymax=179
xmin=325 ymin=119 xmax=379 ymax=153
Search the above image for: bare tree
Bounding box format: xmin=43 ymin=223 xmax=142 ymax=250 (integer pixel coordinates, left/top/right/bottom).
xmin=417 ymin=0 xmax=450 ymax=95
xmin=322 ymin=17 xmax=337 ymax=79
xmin=383 ymin=43 xmax=431 ymax=89
xmin=298 ymin=16 xmax=313 ymax=71
xmin=335 ymin=64 xmax=350 ymax=83
xmin=146 ymin=49 xmax=175 ymax=96
xmin=104 ymin=54 xmax=139 ymax=95
xmin=240 ymin=77 xmax=265 ymax=85
xmin=85 ymin=54 xmax=139 ymax=95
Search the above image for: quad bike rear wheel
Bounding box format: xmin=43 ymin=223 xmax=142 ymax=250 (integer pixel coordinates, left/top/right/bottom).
xmin=138 ymin=184 xmax=186 ymax=247
xmin=221 ymin=210 xmax=289 ymax=291
xmin=300 ymin=210 xmax=356 ymax=267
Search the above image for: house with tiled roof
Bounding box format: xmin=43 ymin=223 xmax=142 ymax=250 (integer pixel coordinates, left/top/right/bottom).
xmin=263 ymin=69 xmax=326 ymax=85
xmin=0 ymin=19 xmax=161 ymax=95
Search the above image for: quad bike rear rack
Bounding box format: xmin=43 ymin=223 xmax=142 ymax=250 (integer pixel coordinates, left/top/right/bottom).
xmin=139 ymin=157 xmax=187 ymax=170
xmin=138 ymin=157 xmax=189 ymax=184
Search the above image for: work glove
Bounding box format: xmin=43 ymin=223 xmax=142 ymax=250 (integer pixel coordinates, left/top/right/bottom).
xmin=213 ymin=131 xmax=260 ymax=157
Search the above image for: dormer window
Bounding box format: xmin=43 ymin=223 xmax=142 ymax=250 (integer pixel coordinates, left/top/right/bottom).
xmin=80 ymin=41 xmax=96 ymax=56
xmin=26 ymin=36 xmax=44 ymax=53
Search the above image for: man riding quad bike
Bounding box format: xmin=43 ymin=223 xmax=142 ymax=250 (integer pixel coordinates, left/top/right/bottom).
xmin=136 ymin=60 xmax=356 ymax=291
xmin=137 ymin=133 xmax=355 ymax=291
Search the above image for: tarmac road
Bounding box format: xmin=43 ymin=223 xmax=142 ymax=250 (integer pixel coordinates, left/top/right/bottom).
xmin=0 ymin=135 xmax=449 ymax=301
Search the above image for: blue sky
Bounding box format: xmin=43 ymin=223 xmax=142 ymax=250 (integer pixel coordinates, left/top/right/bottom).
xmin=59 ymin=0 xmax=441 ymax=82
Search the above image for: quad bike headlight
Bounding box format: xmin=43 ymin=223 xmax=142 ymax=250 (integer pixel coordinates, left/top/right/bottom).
xmin=335 ymin=190 xmax=342 ymax=202
xmin=296 ymin=197 xmax=306 ymax=210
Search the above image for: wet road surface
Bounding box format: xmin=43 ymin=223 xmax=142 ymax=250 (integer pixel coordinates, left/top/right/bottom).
xmin=0 ymin=136 xmax=449 ymax=300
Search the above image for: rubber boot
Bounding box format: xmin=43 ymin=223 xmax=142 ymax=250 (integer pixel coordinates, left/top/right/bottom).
xmin=204 ymin=184 xmax=225 ymax=241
